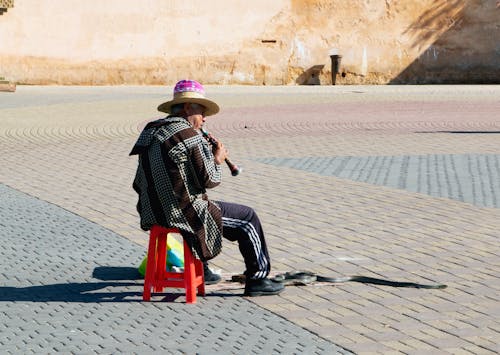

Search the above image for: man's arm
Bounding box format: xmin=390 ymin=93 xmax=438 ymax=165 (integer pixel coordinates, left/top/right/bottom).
xmin=190 ymin=136 xmax=222 ymax=188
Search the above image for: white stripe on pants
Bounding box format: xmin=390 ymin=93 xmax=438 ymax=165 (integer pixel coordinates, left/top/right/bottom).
xmin=217 ymin=201 xmax=271 ymax=279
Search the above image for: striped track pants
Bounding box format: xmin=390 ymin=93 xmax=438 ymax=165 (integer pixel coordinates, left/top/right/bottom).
xmin=216 ymin=201 xmax=271 ymax=279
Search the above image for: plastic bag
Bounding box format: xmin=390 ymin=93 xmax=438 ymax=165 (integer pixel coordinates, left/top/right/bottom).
xmin=138 ymin=235 xmax=184 ymax=277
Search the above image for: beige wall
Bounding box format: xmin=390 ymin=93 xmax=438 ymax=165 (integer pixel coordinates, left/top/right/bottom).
xmin=0 ymin=0 xmax=498 ymax=85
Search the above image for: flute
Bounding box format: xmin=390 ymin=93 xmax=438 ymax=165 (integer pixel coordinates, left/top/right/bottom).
xmin=201 ymin=128 xmax=242 ymax=176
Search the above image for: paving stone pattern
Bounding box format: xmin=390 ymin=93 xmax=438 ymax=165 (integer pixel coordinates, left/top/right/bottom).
xmin=0 ymin=184 xmax=350 ymax=354
xmin=256 ymin=153 xmax=500 ymax=208
xmin=1 ymin=85 xmax=499 ymax=354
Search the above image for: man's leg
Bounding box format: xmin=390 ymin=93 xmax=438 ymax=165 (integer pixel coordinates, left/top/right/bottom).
xmin=203 ymin=261 xmax=221 ymax=285
xmin=216 ymin=201 xmax=283 ymax=296
xmin=216 ymin=201 xmax=270 ymax=279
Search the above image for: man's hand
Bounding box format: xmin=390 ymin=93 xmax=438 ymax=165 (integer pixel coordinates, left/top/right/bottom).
xmin=212 ymin=140 xmax=228 ymax=165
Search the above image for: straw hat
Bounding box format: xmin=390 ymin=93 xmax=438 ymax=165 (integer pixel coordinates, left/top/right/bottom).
xmin=157 ymin=80 xmax=220 ymax=116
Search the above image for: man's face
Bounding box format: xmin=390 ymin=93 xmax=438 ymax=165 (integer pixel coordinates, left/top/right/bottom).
xmin=185 ymin=103 xmax=206 ymax=130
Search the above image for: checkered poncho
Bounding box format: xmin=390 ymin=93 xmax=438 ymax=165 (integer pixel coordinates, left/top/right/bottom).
xmin=130 ymin=116 xmax=223 ymax=261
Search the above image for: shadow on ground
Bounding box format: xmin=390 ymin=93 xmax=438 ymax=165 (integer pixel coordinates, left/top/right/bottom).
xmin=0 ymin=282 xmax=143 ymax=303
xmin=0 ymin=266 xmax=240 ymax=302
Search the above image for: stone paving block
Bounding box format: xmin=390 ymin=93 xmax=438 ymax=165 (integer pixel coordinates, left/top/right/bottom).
xmin=380 ymin=340 xmax=417 ymax=353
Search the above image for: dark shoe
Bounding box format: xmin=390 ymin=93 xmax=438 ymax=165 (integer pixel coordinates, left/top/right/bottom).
xmin=244 ymin=278 xmax=285 ymax=297
xmin=203 ymin=263 xmax=221 ymax=285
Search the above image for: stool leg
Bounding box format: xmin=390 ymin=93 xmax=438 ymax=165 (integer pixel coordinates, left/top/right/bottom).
xmin=195 ymin=259 xmax=205 ymax=296
xmin=185 ymin=259 xmax=196 ymax=304
xmin=155 ymin=233 xmax=167 ymax=293
xmin=183 ymin=240 xmax=197 ymax=304
xmin=143 ymin=234 xmax=157 ymax=301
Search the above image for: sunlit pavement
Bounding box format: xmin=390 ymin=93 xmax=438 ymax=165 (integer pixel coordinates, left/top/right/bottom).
xmin=1 ymin=85 xmax=499 ymax=354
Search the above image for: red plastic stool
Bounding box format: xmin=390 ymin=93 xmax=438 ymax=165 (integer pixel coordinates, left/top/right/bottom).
xmin=143 ymin=225 xmax=205 ymax=303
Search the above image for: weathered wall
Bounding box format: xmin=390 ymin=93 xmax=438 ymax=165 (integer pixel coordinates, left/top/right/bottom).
xmin=391 ymin=0 xmax=500 ymax=84
xmin=0 ymin=0 xmax=498 ymax=85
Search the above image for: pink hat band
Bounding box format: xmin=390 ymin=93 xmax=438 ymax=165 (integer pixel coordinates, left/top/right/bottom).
xmin=157 ymin=79 xmax=220 ymax=116
xmin=173 ymin=80 xmax=205 ymax=96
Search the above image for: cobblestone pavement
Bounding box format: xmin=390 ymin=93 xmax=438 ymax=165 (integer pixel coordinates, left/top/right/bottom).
xmin=1 ymin=85 xmax=499 ymax=354
xmin=0 ymin=184 xmax=347 ymax=354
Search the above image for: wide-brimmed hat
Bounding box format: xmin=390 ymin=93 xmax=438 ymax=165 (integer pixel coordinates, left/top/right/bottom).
xmin=157 ymin=80 xmax=219 ymax=116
